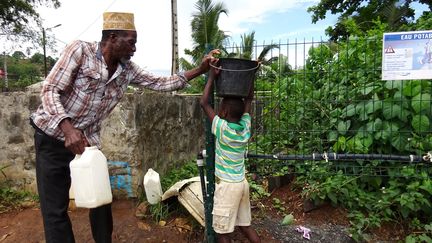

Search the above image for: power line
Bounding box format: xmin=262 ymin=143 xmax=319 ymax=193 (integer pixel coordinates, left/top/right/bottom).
xmin=74 ymin=0 xmax=119 ymax=40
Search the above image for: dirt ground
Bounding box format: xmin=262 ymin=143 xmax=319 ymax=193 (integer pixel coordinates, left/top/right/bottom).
xmin=0 ymin=182 xmax=405 ymax=243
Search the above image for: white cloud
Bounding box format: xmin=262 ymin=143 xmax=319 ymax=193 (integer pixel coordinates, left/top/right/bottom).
xmin=273 ymin=25 xmax=329 ymax=40
xmin=218 ymin=0 xmax=321 ymax=41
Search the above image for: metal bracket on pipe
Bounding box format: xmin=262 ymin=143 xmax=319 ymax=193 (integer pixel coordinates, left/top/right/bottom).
xmin=423 ymin=152 xmax=432 ymax=163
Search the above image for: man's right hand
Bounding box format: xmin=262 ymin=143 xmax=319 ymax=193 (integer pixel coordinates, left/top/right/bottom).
xmin=59 ymin=119 xmax=89 ymax=154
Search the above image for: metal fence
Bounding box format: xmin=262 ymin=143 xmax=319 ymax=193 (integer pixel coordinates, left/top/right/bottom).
xmin=222 ymin=37 xmax=432 ymax=177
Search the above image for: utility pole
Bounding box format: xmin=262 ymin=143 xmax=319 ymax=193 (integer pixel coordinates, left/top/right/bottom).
xmin=171 ymin=0 xmax=179 ymax=75
xmin=42 ymin=28 xmax=47 ymax=78
xmin=3 ymin=51 xmax=8 ymax=91
xmin=1 ymin=33 xmax=8 ymax=90
xmin=42 ymin=24 xmax=61 ymax=77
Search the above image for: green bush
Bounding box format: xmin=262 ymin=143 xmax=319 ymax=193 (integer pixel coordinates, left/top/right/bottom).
xmin=0 ymin=182 xmax=38 ymax=213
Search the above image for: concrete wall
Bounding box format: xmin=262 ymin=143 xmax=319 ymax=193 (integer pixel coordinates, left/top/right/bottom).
xmin=0 ymin=90 xmax=205 ymax=198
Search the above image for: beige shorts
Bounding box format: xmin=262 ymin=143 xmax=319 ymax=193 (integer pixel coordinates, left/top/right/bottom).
xmin=212 ymin=179 xmax=251 ymax=234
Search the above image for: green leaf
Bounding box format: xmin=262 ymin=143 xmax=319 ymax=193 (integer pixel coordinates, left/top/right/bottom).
xmin=405 ymin=235 xmax=416 ymax=243
xmin=328 ymin=131 xmax=338 ymax=142
xmin=348 ymin=48 xmax=356 ymax=57
xmin=355 ymin=102 xmax=365 ymax=115
xmin=329 ymin=108 xmax=340 ymax=118
xmin=366 ymin=118 xmax=382 ymax=132
xmin=383 ymin=103 xmax=402 ymax=120
xmin=391 ymin=134 xmax=409 ymax=151
xmin=333 ymin=136 xmax=347 ymax=151
xmin=401 ymin=207 xmax=410 ymax=218
xmin=403 ymin=80 xmax=422 ymax=97
xmin=397 ymin=109 xmax=410 ymax=123
xmin=393 ymin=92 xmax=410 ymax=109
xmin=343 ymin=104 xmax=356 ymax=117
xmin=419 ymin=180 xmax=432 ymax=195
xmin=385 ymin=80 xmax=403 ymax=90
xmin=328 ymin=192 xmax=338 ymax=204
xmin=419 ymin=235 xmax=432 ymax=242
xmin=359 ymin=111 xmax=369 ymax=121
xmin=411 ymin=93 xmax=432 ymax=114
xmin=364 ymin=101 xmax=376 ymax=114
xmin=384 ymin=208 xmax=393 ymax=217
xmin=360 ymin=134 xmax=373 ymax=148
xmin=360 ymin=85 xmax=378 ymax=95
xmin=366 ymin=176 xmax=382 ymax=188
xmin=337 ymin=120 xmax=351 ymax=135
xmin=411 ymin=115 xmax=430 ymax=133
xmin=425 ymin=223 xmax=432 ymax=232
xmin=381 ymin=122 xmax=400 ymax=140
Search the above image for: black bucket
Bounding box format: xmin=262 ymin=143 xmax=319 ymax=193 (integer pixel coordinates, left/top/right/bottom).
xmin=215 ymin=58 xmax=259 ymax=98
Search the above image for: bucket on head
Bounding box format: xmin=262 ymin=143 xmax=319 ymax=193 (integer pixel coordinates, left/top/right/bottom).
xmin=215 ymin=58 xmax=259 ymax=98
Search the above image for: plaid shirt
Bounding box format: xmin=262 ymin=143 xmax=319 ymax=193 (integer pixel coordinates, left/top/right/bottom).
xmin=31 ymin=40 xmax=188 ymax=148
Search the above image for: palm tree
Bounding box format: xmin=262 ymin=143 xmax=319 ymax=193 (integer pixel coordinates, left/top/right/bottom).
xmin=235 ymin=31 xmax=256 ymax=60
xmin=228 ymin=31 xmax=279 ymax=63
xmin=180 ymin=0 xmax=229 ymax=69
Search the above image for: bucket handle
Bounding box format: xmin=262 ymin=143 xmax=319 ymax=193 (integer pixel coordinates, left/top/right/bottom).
xmin=209 ymin=62 xmax=260 ymax=72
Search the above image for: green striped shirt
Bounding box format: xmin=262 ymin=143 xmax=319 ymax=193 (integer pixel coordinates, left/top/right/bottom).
xmin=212 ymin=113 xmax=251 ymax=182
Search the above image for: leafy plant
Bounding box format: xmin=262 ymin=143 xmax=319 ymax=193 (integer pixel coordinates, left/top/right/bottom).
xmin=406 ymin=221 xmax=432 ymax=243
xmin=272 ymin=197 xmax=287 ymax=214
xmin=0 ymin=181 xmax=38 ymax=213
xmin=160 ymin=161 xmax=199 ymax=192
xmin=194 ymin=9 xmax=432 ymax=241
xmin=149 ymin=202 xmax=171 ymax=223
xmin=248 ymin=178 xmax=270 ymax=201
xmin=246 ymin=20 xmax=432 ymax=241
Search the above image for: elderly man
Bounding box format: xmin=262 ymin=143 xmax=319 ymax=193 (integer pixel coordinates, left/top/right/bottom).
xmin=30 ymin=12 xmax=219 ymax=243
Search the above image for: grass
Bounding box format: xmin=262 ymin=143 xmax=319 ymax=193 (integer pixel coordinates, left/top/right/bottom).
xmin=0 ymin=181 xmax=38 ymax=213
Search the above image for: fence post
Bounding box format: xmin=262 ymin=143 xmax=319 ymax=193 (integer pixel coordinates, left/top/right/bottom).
xmin=203 ymin=43 xmax=216 ymax=243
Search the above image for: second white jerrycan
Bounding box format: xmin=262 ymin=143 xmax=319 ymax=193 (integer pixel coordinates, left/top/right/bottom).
xmin=70 ymin=146 xmax=112 ymax=208
xmin=143 ymin=168 xmax=163 ymax=205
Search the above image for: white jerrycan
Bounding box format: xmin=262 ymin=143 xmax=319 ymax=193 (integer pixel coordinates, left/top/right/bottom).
xmin=143 ymin=168 xmax=163 ymax=205
xmin=69 ymin=146 xmax=112 ymax=208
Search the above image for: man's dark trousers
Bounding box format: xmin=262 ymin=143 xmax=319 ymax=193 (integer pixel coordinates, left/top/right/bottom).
xmin=33 ymin=123 xmax=113 ymax=243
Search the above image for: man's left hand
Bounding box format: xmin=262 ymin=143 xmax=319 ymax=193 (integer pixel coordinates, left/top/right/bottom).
xmin=199 ymin=49 xmax=220 ymax=73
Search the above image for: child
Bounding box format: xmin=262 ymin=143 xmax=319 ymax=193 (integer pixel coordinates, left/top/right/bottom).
xmin=200 ymin=60 xmax=260 ymax=243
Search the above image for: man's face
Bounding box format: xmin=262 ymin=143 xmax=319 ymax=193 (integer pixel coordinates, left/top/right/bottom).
xmin=113 ymin=31 xmax=137 ymax=63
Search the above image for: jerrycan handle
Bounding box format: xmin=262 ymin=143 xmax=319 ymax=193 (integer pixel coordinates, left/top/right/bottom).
xmin=72 ymin=146 xmax=98 ymax=158
xmin=144 ymin=168 xmax=157 ymax=179
xmin=84 ymin=146 xmax=99 ymax=151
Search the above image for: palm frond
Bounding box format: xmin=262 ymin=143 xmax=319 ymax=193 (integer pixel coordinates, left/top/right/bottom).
xmin=188 ymin=0 xmax=229 ymax=65
xmin=258 ymin=44 xmax=279 ymax=62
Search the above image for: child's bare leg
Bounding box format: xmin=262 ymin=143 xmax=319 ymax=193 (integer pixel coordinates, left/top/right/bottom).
xmin=217 ymin=233 xmax=231 ymax=243
xmin=239 ymin=226 xmax=260 ymax=243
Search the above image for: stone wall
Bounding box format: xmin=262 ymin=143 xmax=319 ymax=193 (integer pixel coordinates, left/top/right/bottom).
xmin=0 ymin=90 xmax=205 ymax=198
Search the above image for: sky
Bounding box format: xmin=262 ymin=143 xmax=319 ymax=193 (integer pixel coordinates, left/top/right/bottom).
xmin=16 ymin=0 xmax=429 ymax=75
xmin=31 ymin=0 xmax=338 ymax=74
